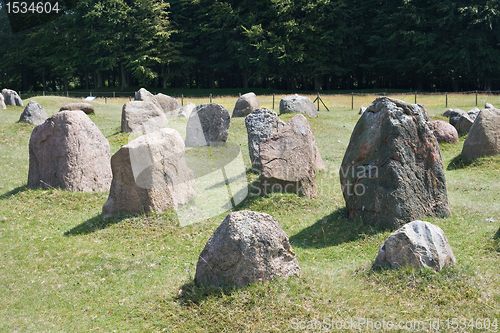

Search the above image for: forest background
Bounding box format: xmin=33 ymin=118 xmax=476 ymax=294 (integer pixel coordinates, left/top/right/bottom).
xmin=1 ymin=0 xmax=499 ymax=93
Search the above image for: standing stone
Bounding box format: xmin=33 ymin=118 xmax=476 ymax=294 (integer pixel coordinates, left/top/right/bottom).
xmin=279 ymin=95 xmax=318 ymax=118
xmin=156 ymin=93 xmax=181 ymax=116
xmin=449 ymin=108 xmax=465 ymax=128
xmin=232 ymin=92 xmax=260 ymax=117
xmin=359 ymin=106 xmax=366 ymax=115
xmin=195 ymin=210 xmax=300 ymax=288
xmin=245 ymin=107 xmax=285 ymax=170
xmin=375 ymin=220 xmax=456 ymax=271
xmin=19 ymin=100 xmax=48 ymax=125
xmin=259 ymin=114 xmax=323 ymax=198
xmin=2 ymin=89 xmax=23 ymax=106
xmin=456 ymin=113 xmax=474 ymax=133
xmin=340 ymin=97 xmax=450 ymax=229
xmin=60 ymin=102 xmax=95 ymax=114
xmin=442 ymin=109 xmax=453 ymax=117
xmin=121 ymin=101 xmax=168 ymax=134
xmin=134 ymin=87 xmax=160 ymax=108
xmin=177 ymin=102 xmax=195 ymax=118
xmin=0 ymin=94 xmax=6 ymax=109
xmin=467 ymin=107 xmax=481 ymax=120
xmin=28 ymin=111 xmax=112 ymax=191
xmin=462 ymin=108 xmax=500 ymax=159
xmin=185 ymin=103 xmax=230 ymax=147
xmin=102 ymin=128 xmax=196 ymax=218
xmin=430 ymin=120 xmax=458 ymax=144
xmin=485 ymin=103 xmax=495 ymax=109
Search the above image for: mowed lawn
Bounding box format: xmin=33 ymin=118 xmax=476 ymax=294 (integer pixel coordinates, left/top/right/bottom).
xmin=0 ymin=94 xmax=499 ymax=332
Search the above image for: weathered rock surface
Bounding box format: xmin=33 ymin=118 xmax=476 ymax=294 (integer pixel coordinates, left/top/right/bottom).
xmin=485 ymin=103 xmax=495 ymax=109
xmin=456 ymin=113 xmax=474 ymax=133
xmin=2 ymin=88 xmax=23 ymax=106
xmin=185 ymin=103 xmax=230 ymax=147
xmin=442 ymin=109 xmax=453 ymax=117
xmin=259 ymin=114 xmax=323 ymax=198
xmin=156 ymin=93 xmax=181 ymax=116
xmin=232 ymin=92 xmax=260 ymax=117
xmin=467 ymin=107 xmax=481 ymax=120
xmin=375 ymin=220 xmax=456 ymax=271
xmin=195 ymin=210 xmax=300 ymax=288
xmin=121 ymin=101 xmax=168 ymax=134
xmin=245 ymin=107 xmax=285 ymax=170
xmin=177 ymin=102 xmax=195 ymax=118
xmin=0 ymin=94 xmax=6 ymax=109
xmin=279 ymin=95 xmax=318 ymax=118
xmin=60 ymin=102 xmax=95 ymax=114
xmin=19 ymin=100 xmax=47 ymax=125
xmin=462 ymin=108 xmax=500 ymax=159
xmin=339 ymin=97 xmax=450 ymax=229
xmin=359 ymin=106 xmax=366 ymax=115
xmin=28 ymin=111 xmax=112 ymax=191
xmin=430 ymin=120 xmax=458 ymax=144
xmin=102 ymin=128 xmax=196 ymax=218
xmin=449 ymin=108 xmax=465 ymax=128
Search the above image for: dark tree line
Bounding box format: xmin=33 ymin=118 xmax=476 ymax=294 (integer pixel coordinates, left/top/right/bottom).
xmin=1 ymin=0 xmax=499 ymax=92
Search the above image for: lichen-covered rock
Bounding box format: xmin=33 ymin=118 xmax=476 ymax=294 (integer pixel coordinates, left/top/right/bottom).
xmin=102 ymin=128 xmax=196 ymax=217
xmin=232 ymin=92 xmax=260 ymax=117
xmin=259 ymin=114 xmax=323 ymax=198
xmin=279 ymin=95 xmax=318 ymax=118
xmin=185 ymin=103 xmax=230 ymax=147
xmin=245 ymin=107 xmax=285 ymax=170
xmin=449 ymin=108 xmax=465 ymax=128
xmin=19 ymin=100 xmax=47 ymax=125
xmin=121 ymin=101 xmax=168 ymax=134
xmin=430 ymin=120 xmax=458 ymax=144
xmin=462 ymin=108 xmax=500 ymax=159
xmin=28 ymin=111 xmax=111 ymax=191
xmin=195 ymin=210 xmax=300 ymax=288
xmin=60 ymin=102 xmax=95 ymax=114
xmin=156 ymin=93 xmax=181 ymax=116
xmin=375 ymin=220 xmax=456 ymax=271
xmin=340 ymin=97 xmax=450 ymax=229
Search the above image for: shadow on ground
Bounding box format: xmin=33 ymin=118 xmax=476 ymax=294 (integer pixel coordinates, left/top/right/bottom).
xmin=289 ymin=207 xmax=383 ymax=249
xmin=64 ymin=214 xmax=129 ymax=236
xmin=0 ymin=185 xmax=29 ymax=199
xmin=176 ymin=279 xmax=238 ymax=307
xmin=447 ymin=154 xmax=476 ymax=170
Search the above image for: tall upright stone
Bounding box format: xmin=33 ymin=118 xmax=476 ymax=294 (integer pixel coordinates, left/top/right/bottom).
xmin=462 ymin=108 xmax=500 ymax=159
xmin=185 ymin=103 xmax=230 ymax=147
xmin=102 ymin=128 xmax=196 ymax=218
xmin=245 ymin=107 xmax=285 ymax=170
xmin=121 ymin=101 xmax=168 ymax=134
xmin=340 ymin=97 xmax=450 ymax=229
xmin=2 ymin=89 xmax=23 ymax=106
xmin=28 ymin=111 xmax=112 ymax=191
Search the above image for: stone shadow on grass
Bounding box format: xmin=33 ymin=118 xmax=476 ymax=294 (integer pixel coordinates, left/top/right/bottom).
xmin=64 ymin=214 xmax=128 ymax=236
xmin=447 ymin=154 xmax=476 ymax=170
xmin=176 ymin=279 xmax=238 ymax=307
xmin=289 ymin=208 xmax=383 ymax=249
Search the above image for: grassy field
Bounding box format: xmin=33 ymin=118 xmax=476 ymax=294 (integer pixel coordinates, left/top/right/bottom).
xmin=0 ymin=94 xmax=499 ymax=332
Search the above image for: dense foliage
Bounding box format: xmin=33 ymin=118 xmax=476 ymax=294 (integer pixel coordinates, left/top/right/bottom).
xmin=1 ymin=0 xmax=499 ymax=92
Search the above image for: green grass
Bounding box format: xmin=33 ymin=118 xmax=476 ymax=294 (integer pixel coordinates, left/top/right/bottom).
xmin=1 ymin=95 xmax=499 ymax=332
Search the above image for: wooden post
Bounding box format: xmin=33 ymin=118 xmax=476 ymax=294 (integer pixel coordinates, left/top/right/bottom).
xmin=446 ymin=92 xmax=448 ymax=108
xmin=43 ymin=91 xmax=45 ymax=96
xmin=210 ymin=93 xmax=212 ymax=103
xmin=351 ymin=92 xmax=354 ymax=110
xmin=181 ymin=94 xmax=184 ymax=106
xmin=476 ymin=90 xmax=478 ymax=105
xmin=415 ymin=91 xmax=417 ymax=104
xmin=273 ymin=93 xmax=275 ymax=111
xmin=66 ymin=91 xmax=68 ymax=97
xmin=105 ymin=97 xmax=107 ymax=104
xmin=317 ymin=92 xmax=320 ymax=111
xmin=113 ymin=92 xmax=115 ymax=98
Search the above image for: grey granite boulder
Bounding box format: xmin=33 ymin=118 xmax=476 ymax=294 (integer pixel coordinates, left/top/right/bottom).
xmin=177 ymin=102 xmax=195 ymax=118
xmin=375 ymin=220 xmax=456 ymax=271
xmin=485 ymin=103 xmax=495 ymax=109
xmin=60 ymin=102 xmax=95 ymax=114
xmin=156 ymin=93 xmax=181 ymax=116
xmin=340 ymin=97 xmax=450 ymax=229
xmin=19 ymin=100 xmax=47 ymax=125
xmin=185 ymin=103 xmax=230 ymax=147
xmin=232 ymin=92 xmax=260 ymax=117
xmin=462 ymin=108 xmax=500 ymax=159
xmin=102 ymin=128 xmax=196 ymax=218
xmin=245 ymin=107 xmax=285 ymax=170
xmin=449 ymin=108 xmax=465 ymax=128
xmin=28 ymin=111 xmax=112 ymax=191
xmin=430 ymin=120 xmax=458 ymax=144
xmin=359 ymin=106 xmax=366 ymax=115
xmin=121 ymin=101 xmax=168 ymax=134
xmin=442 ymin=109 xmax=453 ymax=117
xmin=195 ymin=210 xmax=300 ymax=288
xmin=279 ymin=95 xmax=318 ymax=118
xmin=2 ymin=89 xmax=23 ymax=106
xmin=456 ymin=113 xmax=474 ymax=134
xmin=259 ymin=114 xmax=324 ymax=198
xmin=0 ymin=94 xmax=6 ymax=109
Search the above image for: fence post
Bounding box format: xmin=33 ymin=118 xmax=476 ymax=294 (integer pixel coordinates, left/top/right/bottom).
xmin=210 ymin=93 xmax=212 ymax=103
xmin=273 ymin=93 xmax=275 ymax=111
xmin=90 ymin=92 xmax=92 ymax=97
xmin=113 ymin=92 xmax=115 ymax=98
xmin=43 ymin=91 xmax=45 ymax=96
xmin=351 ymin=92 xmax=354 ymax=110
xmin=105 ymin=97 xmax=107 ymax=104
xmin=317 ymin=92 xmax=320 ymax=111
xmin=415 ymin=91 xmax=417 ymax=104
xmin=66 ymin=91 xmax=68 ymax=97
xmin=181 ymin=94 xmax=184 ymax=106
xmin=476 ymin=90 xmax=478 ymax=105
xmin=445 ymin=92 xmax=448 ymax=108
